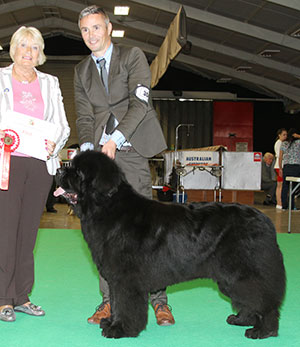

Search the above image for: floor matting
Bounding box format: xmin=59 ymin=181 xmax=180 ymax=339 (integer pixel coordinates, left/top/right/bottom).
xmin=1 ymin=229 xmax=299 ymax=347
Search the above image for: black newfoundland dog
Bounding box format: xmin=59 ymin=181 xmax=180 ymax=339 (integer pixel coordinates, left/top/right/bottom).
xmin=56 ymin=150 xmax=286 ymax=339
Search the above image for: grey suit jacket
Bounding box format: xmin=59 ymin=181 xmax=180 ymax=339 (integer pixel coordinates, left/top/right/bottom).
xmin=74 ymin=44 xmax=167 ymax=158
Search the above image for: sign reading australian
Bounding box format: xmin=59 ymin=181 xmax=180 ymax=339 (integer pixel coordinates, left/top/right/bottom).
xmin=186 ymin=155 xmax=212 ymax=164
xmin=183 ymin=151 xmax=218 ymax=166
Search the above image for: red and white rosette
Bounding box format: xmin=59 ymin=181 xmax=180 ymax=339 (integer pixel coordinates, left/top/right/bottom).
xmin=0 ymin=129 xmax=20 ymax=190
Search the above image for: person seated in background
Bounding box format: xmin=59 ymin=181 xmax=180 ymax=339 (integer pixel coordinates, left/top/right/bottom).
xmin=261 ymin=152 xmax=277 ymax=205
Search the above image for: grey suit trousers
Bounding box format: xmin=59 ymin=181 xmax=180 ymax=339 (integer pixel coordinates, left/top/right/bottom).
xmin=98 ymin=149 xmax=168 ymax=307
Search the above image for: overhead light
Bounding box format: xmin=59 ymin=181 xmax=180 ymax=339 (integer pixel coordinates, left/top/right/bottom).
xmin=0 ymin=45 xmax=3 ymax=50
xmin=236 ymin=66 xmax=252 ymax=72
xmin=216 ymin=77 xmax=232 ymax=83
xmin=112 ymin=30 xmax=125 ymax=38
xmin=259 ymin=49 xmax=280 ymax=58
xmin=114 ymin=6 xmax=130 ymax=15
xmin=290 ymin=28 xmax=300 ymax=37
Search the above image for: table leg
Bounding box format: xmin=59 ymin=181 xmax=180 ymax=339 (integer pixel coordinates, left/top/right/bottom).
xmin=288 ymin=181 xmax=292 ymax=233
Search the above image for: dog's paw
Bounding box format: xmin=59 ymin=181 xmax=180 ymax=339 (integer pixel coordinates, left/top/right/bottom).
xmin=227 ymin=314 xmax=239 ymax=325
xmin=227 ymin=314 xmax=256 ymax=326
xmin=101 ymin=323 xmax=128 ymax=339
xmin=245 ymin=327 xmax=278 ymax=339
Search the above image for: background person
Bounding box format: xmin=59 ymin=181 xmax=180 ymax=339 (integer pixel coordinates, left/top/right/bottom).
xmin=274 ymin=128 xmax=287 ymax=209
xmin=0 ymin=26 xmax=70 ymax=322
xmin=261 ymin=152 xmax=277 ymax=206
xmin=279 ymin=129 xmax=300 ymax=210
xmin=74 ymin=5 xmax=175 ymax=326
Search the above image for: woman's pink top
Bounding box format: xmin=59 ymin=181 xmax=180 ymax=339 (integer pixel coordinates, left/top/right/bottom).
xmin=12 ymin=76 xmax=44 ymax=157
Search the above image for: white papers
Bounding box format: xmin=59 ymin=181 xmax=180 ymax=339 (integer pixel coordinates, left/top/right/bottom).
xmin=0 ymin=110 xmax=59 ymax=161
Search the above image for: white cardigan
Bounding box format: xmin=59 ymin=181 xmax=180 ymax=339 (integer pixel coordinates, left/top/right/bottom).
xmin=0 ymin=64 xmax=70 ymax=175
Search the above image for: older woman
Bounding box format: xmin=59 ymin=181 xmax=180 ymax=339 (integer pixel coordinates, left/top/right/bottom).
xmin=0 ymin=26 xmax=70 ymax=322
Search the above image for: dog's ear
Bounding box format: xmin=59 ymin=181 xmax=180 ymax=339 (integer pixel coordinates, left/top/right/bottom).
xmin=73 ymin=151 xmax=124 ymax=202
xmin=90 ymin=160 xmax=123 ymax=199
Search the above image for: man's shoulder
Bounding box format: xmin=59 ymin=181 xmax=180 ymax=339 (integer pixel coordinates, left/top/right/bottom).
xmin=114 ymin=44 xmax=145 ymax=59
xmin=75 ymin=55 xmax=92 ymax=71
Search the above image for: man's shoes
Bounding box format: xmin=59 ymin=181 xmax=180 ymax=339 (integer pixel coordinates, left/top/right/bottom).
xmin=87 ymin=301 xmax=175 ymax=326
xmin=154 ymin=304 xmax=175 ymax=326
xmin=0 ymin=305 xmax=16 ymax=322
xmin=87 ymin=302 xmax=111 ymax=324
xmin=263 ymin=200 xmax=271 ymax=206
xmin=47 ymin=207 xmax=57 ymax=213
xmin=14 ymin=303 xmax=45 ymax=316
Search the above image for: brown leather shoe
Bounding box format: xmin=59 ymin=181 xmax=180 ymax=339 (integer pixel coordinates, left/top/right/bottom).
xmin=154 ymin=304 xmax=175 ymax=326
xmin=87 ymin=302 xmax=111 ymax=325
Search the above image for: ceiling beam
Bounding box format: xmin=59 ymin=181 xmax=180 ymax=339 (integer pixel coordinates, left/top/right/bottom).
xmin=1 ymin=2 xmax=299 ymax=103
xmin=2 ymin=0 xmax=299 ymax=78
xmin=1 ymin=17 xmax=298 ymax=103
xmin=108 ymin=12 xmax=300 ymax=79
xmin=0 ymin=0 xmax=34 ymax=13
xmin=117 ymin=37 xmax=300 ymax=103
xmin=130 ymin=0 xmax=300 ymax=51
xmin=266 ymin=0 xmax=300 ymax=11
xmin=0 ymin=0 xmax=85 ymax=15
xmin=0 ymin=18 xmax=79 ymax=41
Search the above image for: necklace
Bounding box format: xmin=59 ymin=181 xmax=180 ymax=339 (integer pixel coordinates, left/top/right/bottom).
xmin=13 ymin=67 xmax=36 ymax=84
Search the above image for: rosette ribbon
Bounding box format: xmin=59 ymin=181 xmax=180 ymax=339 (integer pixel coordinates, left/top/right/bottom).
xmin=0 ymin=129 xmax=20 ymax=190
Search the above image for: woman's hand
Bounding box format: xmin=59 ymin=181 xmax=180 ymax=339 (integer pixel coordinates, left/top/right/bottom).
xmin=45 ymin=139 xmax=56 ymax=156
xmin=0 ymin=130 xmax=5 ymax=139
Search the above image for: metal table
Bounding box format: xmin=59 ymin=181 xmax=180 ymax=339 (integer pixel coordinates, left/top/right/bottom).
xmin=286 ymin=176 xmax=300 ymax=233
xmin=175 ymin=164 xmax=223 ymax=203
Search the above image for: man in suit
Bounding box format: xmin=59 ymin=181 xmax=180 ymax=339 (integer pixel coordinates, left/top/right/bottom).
xmin=75 ymin=5 xmax=175 ymax=326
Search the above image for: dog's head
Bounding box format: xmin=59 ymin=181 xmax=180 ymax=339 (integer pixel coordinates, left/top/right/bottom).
xmin=56 ymin=150 xmax=124 ymax=207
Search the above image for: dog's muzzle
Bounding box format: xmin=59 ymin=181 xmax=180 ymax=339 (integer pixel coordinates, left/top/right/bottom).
xmin=54 ymin=187 xmax=78 ymax=205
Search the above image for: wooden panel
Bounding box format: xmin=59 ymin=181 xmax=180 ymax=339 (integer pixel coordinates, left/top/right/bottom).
xmin=186 ymin=189 xmax=254 ymax=205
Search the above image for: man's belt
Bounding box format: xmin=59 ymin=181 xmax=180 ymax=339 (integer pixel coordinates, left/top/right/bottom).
xmin=100 ymin=145 xmax=135 ymax=153
xmin=118 ymin=146 xmax=135 ymax=153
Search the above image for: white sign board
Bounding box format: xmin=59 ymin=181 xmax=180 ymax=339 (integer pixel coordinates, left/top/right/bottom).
xmin=221 ymin=152 xmax=262 ymax=189
xmin=164 ymin=150 xmax=262 ymax=190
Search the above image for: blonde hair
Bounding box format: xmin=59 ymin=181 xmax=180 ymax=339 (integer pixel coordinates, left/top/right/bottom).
xmin=9 ymin=26 xmax=46 ymax=66
xmin=264 ymin=152 xmax=274 ymax=160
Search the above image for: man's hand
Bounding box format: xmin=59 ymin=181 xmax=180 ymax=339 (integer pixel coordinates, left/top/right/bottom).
xmin=102 ymin=139 xmax=117 ymax=159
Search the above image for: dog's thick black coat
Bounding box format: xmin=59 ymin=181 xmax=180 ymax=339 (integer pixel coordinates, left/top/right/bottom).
xmin=58 ymin=150 xmax=286 ymax=339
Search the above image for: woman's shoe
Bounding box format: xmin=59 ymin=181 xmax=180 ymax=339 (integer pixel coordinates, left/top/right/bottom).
xmin=0 ymin=305 xmax=16 ymax=322
xmin=14 ymin=303 xmax=45 ymax=316
xmin=276 ymin=205 xmax=282 ymax=209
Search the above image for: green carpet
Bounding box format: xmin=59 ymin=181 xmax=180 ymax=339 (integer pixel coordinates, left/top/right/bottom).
xmin=1 ymin=230 xmax=299 ymax=347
